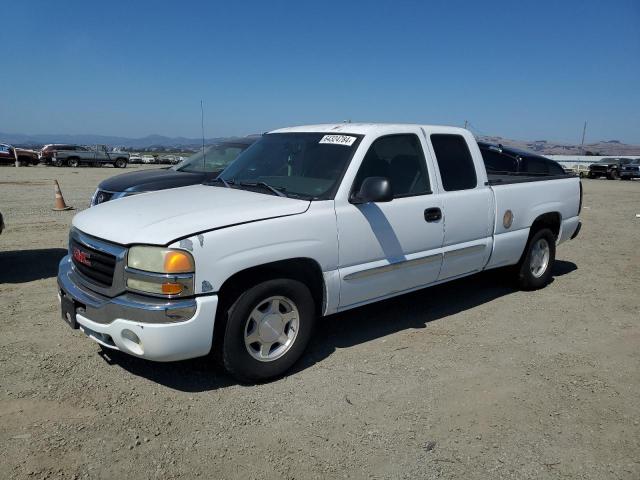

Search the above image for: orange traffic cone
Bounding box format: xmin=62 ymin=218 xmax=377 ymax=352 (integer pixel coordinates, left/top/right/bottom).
xmin=52 ymin=180 xmax=73 ymax=211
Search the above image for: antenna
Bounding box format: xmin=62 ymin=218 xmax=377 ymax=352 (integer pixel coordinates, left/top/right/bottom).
xmin=201 ymin=100 xmax=206 ymax=168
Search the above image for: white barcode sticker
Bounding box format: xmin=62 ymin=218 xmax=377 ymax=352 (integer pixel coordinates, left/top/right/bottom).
xmin=319 ymin=135 xmax=357 ymax=146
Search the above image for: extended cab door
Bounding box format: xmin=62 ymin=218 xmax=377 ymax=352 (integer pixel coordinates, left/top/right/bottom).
xmin=335 ymin=132 xmax=444 ymax=308
xmin=426 ymin=133 xmax=494 ymax=280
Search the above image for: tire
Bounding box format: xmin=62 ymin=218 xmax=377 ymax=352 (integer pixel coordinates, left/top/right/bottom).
xmin=608 ymin=169 xmax=619 ymax=180
xmin=52 ymin=158 xmax=64 ymax=167
xmin=221 ymin=278 xmax=315 ymax=383
xmin=114 ymin=158 xmax=128 ymax=168
xmin=515 ymin=228 xmax=556 ymax=291
xmin=67 ymin=158 xmax=79 ymax=168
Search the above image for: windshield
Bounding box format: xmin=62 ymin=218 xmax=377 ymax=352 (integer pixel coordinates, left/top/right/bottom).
xmin=174 ymin=143 xmax=247 ymax=173
xmin=219 ymin=132 xmax=362 ymax=199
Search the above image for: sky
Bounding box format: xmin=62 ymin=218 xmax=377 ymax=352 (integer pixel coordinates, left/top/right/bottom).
xmin=1 ymin=0 xmax=639 ymax=143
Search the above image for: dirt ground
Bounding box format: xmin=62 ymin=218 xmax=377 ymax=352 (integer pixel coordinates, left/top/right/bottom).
xmin=0 ymin=165 xmax=638 ymax=480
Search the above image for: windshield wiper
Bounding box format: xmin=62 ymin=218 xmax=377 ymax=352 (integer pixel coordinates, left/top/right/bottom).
xmin=209 ymin=177 xmax=234 ymax=188
xmin=239 ymin=181 xmax=287 ymax=197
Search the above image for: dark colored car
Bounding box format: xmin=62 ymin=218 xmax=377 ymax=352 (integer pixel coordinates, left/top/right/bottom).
xmin=40 ymin=144 xmax=85 ymax=164
xmin=588 ymin=158 xmax=634 ymax=180
xmin=0 ymin=143 xmax=15 ymax=164
xmin=478 ymin=142 xmax=567 ymax=176
xmin=90 ymin=137 xmax=258 ymax=206
xmin=0 ymin=143 xmax=38 ymax=165
xmin=620 ymin=158 xmax=640 ymax=180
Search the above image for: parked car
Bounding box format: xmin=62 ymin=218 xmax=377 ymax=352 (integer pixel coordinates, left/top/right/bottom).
xmin=478 ymin=142 xmax=566 ymax=176
xmin=0 ymin=143 xmax=39 ymax=165
xmin=620 ymin=159 xmax=640 ymax=180
xmin=128 ymin=154 xmax=143 ymax=164
xmin=58 ymin=124 xmax=582 ymax=382
xmin=14 ymin=148 xmax=39 ymax=165
xmin=90 ymin=138 xmax=257 ymax=206
xmin=40 ymin=144 xmax=85 ymax=164
xmin=52 ymin=145 xmax=129 ymax=168
xmin=588 ymin=158 xmax=634 ymax=179
xmin=0 ymin=143 xmax=15 ymax=164
xmin=141 ymin=155 xmax=156 ymax=164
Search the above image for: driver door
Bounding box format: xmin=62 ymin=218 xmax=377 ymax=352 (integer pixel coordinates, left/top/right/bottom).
xmin=335 ymin=133 xmax=444 ymax=309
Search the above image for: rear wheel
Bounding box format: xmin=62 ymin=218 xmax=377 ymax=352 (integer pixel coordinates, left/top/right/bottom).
xmin=515 ymin=228 xmax=556 ymax=290
xmin=67 ymin=158 xmax=79 ymax=168
xmin=221 ymin=278 xmax=315 ymax=383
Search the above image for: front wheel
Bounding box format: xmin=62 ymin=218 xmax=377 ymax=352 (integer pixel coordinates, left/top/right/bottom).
xmin=515 ymin=228 xmax=556 ymax=290
xmin=222 ymin=279 xmax=315 ymax=383
xmin=114 ymin=158 xmax=127 ymax=168
xmin=608 ymin=169 xmax=619 ymax=180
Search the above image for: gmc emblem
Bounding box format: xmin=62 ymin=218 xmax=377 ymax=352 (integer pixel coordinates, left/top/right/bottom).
xmin=72 ymin=247 xmax=92 ymax=267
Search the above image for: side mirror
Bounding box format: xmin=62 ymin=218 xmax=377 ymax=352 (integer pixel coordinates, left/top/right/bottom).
xmin=350 ymin=176 xmax=393 ymax=204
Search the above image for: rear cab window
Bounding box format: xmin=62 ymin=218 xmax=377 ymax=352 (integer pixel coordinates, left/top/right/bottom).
xmin=430 ymin=134 xmax=477 ymax=191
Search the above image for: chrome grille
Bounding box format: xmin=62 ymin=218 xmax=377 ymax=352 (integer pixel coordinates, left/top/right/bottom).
xmin=69 ymin=229 xmax=127 ymax=297
xmin=70 ymin=239 xmax=116 ymax=287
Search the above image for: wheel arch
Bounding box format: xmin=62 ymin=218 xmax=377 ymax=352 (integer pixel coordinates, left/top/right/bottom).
xmin=529 ymin=211 xmax=561 ymax=240
xmin=217 ymin=257 xmax=326 ymax=318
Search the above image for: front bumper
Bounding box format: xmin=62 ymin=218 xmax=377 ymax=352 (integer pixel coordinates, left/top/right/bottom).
xmin=57 ymin=255 xmax=218 ymax=361
xmin=620 ymin=170 xmax=640 ymax=178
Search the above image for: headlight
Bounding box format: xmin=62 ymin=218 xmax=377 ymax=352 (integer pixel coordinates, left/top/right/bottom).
xmin=128 ymin=246 xmax=194 ymax=273
xmin=126 ymin=246 xmax=195 ymax=297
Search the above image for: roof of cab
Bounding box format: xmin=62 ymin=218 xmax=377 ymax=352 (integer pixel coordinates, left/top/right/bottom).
xmin=269 ymin=123 xmax=468 ymax=136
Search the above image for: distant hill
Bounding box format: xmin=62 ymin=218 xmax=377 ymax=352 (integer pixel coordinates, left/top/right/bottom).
xmin=0 ymin=132 xmax=235 ymax=149
xmin=478 ymin=136 xmax=640 ymax=156
xmin=1 ymin=131 xmax=639 ymax=155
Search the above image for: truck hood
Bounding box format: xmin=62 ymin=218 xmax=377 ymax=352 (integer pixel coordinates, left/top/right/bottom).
xmin=73 ymin=184 xmax=311 ymax=245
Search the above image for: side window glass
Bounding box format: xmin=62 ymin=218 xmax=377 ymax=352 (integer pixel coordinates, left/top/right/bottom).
xmin=430 ymin=134 xmax=477 ymax=191
xmin=353 ymin=134 xmax=430 ymax=198
xmin=523 ymin=158 xmax=549 ymax=174
xmin=481 ymin=149 xmax=517 ymax=172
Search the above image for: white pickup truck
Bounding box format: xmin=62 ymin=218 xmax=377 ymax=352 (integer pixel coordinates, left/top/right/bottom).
xmin=57 ymin=123 xmax=582 ymax=382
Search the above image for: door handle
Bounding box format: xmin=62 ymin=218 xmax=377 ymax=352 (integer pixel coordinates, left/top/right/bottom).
xmin=424 ymin=207 xmax=442 ymax=222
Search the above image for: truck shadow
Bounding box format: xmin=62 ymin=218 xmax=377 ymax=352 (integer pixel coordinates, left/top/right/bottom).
xmin=105 ymin=260 xmax=577 ymax=391
xmin=296 ymin=260 xmax=577 ymax=375
xmin=0 ymin=248 xmax=67 ymax=284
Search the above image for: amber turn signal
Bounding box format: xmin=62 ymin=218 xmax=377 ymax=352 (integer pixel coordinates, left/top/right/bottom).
xmin=163 ymin=251 xmax=194 ymax=273
xmin=161 ymin=282 xmax=184 ymax=295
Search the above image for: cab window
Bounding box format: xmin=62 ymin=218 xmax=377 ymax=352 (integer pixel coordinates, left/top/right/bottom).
xmin=353 ymin=134 xmax=430 ymax=198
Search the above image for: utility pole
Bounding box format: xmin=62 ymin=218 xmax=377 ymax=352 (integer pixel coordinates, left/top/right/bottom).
xmin=580 ymin=121 xmax=587 ymax=154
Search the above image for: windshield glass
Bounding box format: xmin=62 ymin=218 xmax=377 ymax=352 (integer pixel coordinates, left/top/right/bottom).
xmin=219 ymin=133 xmax=362 ymax=199
xmin=174 ymin=143 xmax=247 ymax=173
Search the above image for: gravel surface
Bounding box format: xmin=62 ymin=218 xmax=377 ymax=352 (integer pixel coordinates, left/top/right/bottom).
xmin=1 ymin=165 xmax=639 ymax=479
